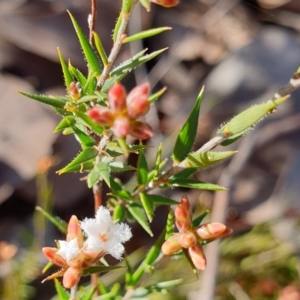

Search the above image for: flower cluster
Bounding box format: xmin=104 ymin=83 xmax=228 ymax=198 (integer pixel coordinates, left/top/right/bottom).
xmin=87 ymin=83 xmax=153 ymax=140
xmin=42 ymin=206 xmax=132 ymax=289
xmin=162 ymin=196 xmax=232 ymax=270
xmin=151 ymin=0 xmax=179 ymax=7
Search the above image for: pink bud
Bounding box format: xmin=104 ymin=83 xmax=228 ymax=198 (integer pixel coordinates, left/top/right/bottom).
xmin=178 ymin=231 xmax=197 ymax=249
xmin=161 ymin=234 xmax=182 ymax=256
xmin=175 ymin=198 xmax=192 ymax=232
xmin=87 ymin=107 xmax=114 ymax=126
xmin=196 ymin=222 xmax=228 ymax=240
xmin=42 ymin=247 xmax=68 ymax=268
xmin=127 ymin=83 xmax=150 ymax=118
xmin=130 ymin=121 xmax=153 ymax=140
xmin=113 ymin=116 xmax=130 ymax=138
xmin=188 ymin=245 xmax=207 ymax=271
xmin=62 ymin=267 xmax=82 ymax=289
xmin=67 ymin=216 xmax=83 ymax=247
xmin=151 ymin=0 xmax=179 ymax=7
xmin=108 ymin=83 xmax=127 ymax=113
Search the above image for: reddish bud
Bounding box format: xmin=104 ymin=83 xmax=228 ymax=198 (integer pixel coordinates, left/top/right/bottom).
xmin=127 ymin=83 xmax=150 ymax=118
xmin=87 ymin=107 xmax=114 ymax=126
xmin=67 ymin=216 xmax=83 ymax=247
xmin=82 ymin=250 xmax=105 ymax=267
xmin=178 ymin=231 xmax=197 ymax=249
xmin=196 ymin=222 xmax=228 ymax=240
xmin=188 ymin=245 xmax=207 ymax=271
xmin=108 ymin=83 xmax=127 ymax=113
xmin=130 ymin=121 xmax=153 ymax=140
xmin=62 ymin=266 xmax=82 ymax=289
xmin=42 ymin=247 xmax=68 ymax=268
xmin=113 ymin=116 xmax=131 ymax=138
xmin=161 ymin=234 xmax=182 ymax=256
xmin=151 ymin=0 xmax=179 ymax=7
xmin=69 ymin=82 xmax=80 ymax=101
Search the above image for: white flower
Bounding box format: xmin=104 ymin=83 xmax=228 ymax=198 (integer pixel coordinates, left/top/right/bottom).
xmin=80 ymin=206 xmax=132 ymax=260
xmin=57 ymin=238 xmax=81 ymax=262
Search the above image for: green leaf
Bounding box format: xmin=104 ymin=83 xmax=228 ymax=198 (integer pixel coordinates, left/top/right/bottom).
xmin=139 ymin=193 xmax=154 ymax=222
xmin=57 ymin=48 xmax=73 ymax=93
xmin=54 ymin=279 xmax=69 ymax=300
xmin=140 ymin=194 xmax=178 ymax=206
xmin=69 ymin=122 xmax=96 ymax=148
xmin=113 ymin=12 xmax=122 ymax=43
xmin=123 ymin=27 xmax=171 ymax=43
xmin=18 ymin=92 xmax=66 ymax=109
xmin=110 ymin=48 xmax=168 ymax=77
xmin=148 ymin=87 xmax=167 ymax=103
xmin=75 ymin=111 xmax=104 ymax=135
xmin=110 ymin=179 xmax=132 ymax=200
xmin=218 ymin=96 xmax=289 ymax=146
xmin=77 ymin=95 xmax=98 ymax=104
xmin=168 ymin=178 xmax=227 ymax=191
xmin=169 ymin=168 xmax=198 ymax=181
xmin=58 ymin=160 xmax=94 ymax=173
xmin=192 ymin=210 xmax=210 ymax=227
xmin=130 ymin=229 xmax=165 ymax=286
xmin=165 ymin=209 xmax=174 ymax=240
xmin=82 ymin=265 xmax=125 ymax=276
xmin=69 ymin=63 xmax=87 ymax=88
xmin=68 ymin=11 xmax=101 ymax=76
xmin=53 ymin=116 xmax=75 ymax=132
xmin=137 ymin=146 xmax=149 ymax=185
xmin=187 ymin=151 xmax=237 ymax=169
xmin=79 ymin=288 xmax=96 ymax=300
xmin=155 ymin=278 xmax=184 ymax=289
xmin=35 ymin=206 xmax=67 ymax=233
xmin=84 ymin=74 xmax=97 ymax=95
xmin=88 ymin=162 xmax=111 ymax=188
xmin=109 ymin=161 xmax=135 ymax=172
xmin=172 ymin=87 xmax=204 ymax=163
xmin=57 ymin=147 xmax=98 ymax=174
xmin=153 ymin=143 xmax=163 ymax=180
xmin=93 ymin=32 xmax=108 ymax=66
xmin=127 ymin=203 xmax=153 ymax=236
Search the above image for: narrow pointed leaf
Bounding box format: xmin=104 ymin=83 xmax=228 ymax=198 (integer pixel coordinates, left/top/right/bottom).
xmin=53 ymin=116 xmax=75 ymax=132
xmin=139 ymin=0 xmax=151 ymax=11
xmin=141 ymin=194 xmax=178 ymax=206
xmin=137 ymin=146 xmax=149 ymax=185
xmin=110 ymin=48 xmax=168 ymax=77
xmin=87 ymin=168 xmax=101 ymax=188
xmin=123 ymin=27 xmax=171 ymax=43
xmin=110 ymin=179 xmax=132 ymax=200
xmin=192 ymin=210 xmax=210 ymax=227
xmin=77 ymin=95 xmax=98 ymax=104
xmin=69 ymin=123 xmax=96 ymax=148
xmin=218 ymin=96 xmax=289 ymax=146
xmin=172 ymin=87 xmax=204 ymax=163
xmin=93 ymin=32 xmax=108 ymax=66
xmin=69 ymin=63 xmax=87 ymax=88
xmin=57 ymin=147 xmax=98 ymax=174
xmin=165 ymin=209 xmax=174 ymax=240
xmin=68 ymin=11 xmax=101 ymax=76
xmin=75 ymin=111 xmax=104 ymax=134
xmin=54 ymin=278 xmax=69 ymax=300
xmin=153 ymin=143 xmax=163 ymax=180
xmin=148 ymin=87 xmax=167 ymax=103
xmin=18 ymin=92 xmax=66 ymax=109
xmin=96 ymin=162 xmax=111 ymax=187
xmin=130 ymin=229 xmax=165 ymax=286
xmin=168 ymin=178 xmax=227 ymax=191
xmin=36 ymin=206 xmax=67 ymax=233
xmin=155 ymin=279 xmax=184 ymax=289
xmin=113 ymin=12 xmax=122 ymax=43
xmin=84 ymin=74 xmax=97 ymax=95
xmin=169 ymin=168 xmax=198 ymax=181
xmin=128 ymin=203 xmax=153 ymax=236
xmin=109 ymin=161 xmax=135 ymax=172
xmin=80 ymin=287 xmax=96 ymax=300
xmin=57 ymin=48 xmax=73 ymax=93
xmin=58 ymin=160 xmax=94 ymax=173
xmin=139 ymin=192 xmax=154 ymax=222
xmin=187 ymin=151 xmax=237 ymax=169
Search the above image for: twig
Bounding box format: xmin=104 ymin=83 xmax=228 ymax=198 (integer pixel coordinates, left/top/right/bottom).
xmin=96 ymin=0 xmax=139 ymax=90
xmin=89 ymin=0 xmax=97 ymax=45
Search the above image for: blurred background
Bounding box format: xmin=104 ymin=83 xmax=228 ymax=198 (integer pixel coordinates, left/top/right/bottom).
xmin=1 ymin=0 xmax=300 ymax=299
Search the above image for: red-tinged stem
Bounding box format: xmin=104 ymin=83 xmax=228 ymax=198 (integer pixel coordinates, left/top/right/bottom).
xmin=89 ymin=0 xmax=97 ymax=45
